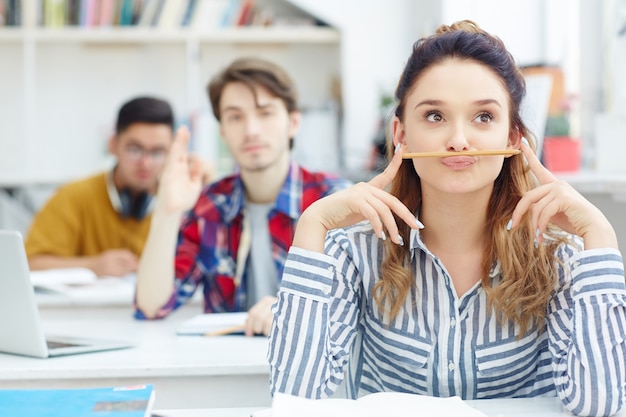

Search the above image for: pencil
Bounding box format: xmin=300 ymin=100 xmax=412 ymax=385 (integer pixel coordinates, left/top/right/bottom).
xmin=402 ymin=149 xmax=521 ymax=159
xmin=204 ymin=324 xmax=246 ymax=337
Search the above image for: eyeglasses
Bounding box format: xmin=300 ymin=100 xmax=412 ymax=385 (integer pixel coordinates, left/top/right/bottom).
xmin=123 ymin=145 xmax=168 ymax=163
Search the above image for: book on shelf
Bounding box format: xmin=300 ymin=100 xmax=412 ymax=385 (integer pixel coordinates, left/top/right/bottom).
xmin=177 ymin=311 xmax=248 ymax=336
xmin=0 ymin=384 xmax=155 ymax=417
xmin=252 ymin=392 xmax=488 ymax=417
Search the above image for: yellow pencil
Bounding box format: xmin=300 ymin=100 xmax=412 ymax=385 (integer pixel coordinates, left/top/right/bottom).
xmin=402 ymin=149 xmax=521 ymax=159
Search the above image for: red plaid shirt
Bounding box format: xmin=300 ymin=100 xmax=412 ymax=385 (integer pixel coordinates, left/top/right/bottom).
xmin=135 ymin=161 xmax=350 ymax=319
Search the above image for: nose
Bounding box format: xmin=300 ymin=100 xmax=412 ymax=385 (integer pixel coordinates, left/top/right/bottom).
xmin=244 ymin=115 xmax=261 ymax=138
xmin=446 ymin=122 xmax=470 ymax=152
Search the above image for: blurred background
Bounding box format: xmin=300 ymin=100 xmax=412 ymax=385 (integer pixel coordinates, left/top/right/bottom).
xmin=1 ymin=0 xmax=626 ymax=246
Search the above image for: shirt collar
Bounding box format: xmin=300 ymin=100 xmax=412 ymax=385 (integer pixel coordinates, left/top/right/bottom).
xmin=223 ymin=160 xmax=304 ymax=223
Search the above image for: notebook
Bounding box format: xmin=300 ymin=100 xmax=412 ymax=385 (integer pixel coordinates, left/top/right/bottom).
xmin=0 ymin=230 xmax=133 ymax=358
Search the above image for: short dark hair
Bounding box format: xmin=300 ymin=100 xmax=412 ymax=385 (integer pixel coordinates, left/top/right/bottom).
xmin=115 ymin=97 xmax=175 ymax=134
xmin=207 ymin=57 xmax=299 ymax=121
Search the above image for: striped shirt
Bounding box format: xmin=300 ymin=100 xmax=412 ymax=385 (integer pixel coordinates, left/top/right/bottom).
xmin=268 ymin=221 xmax=626 ymax=417
xmin=134 ymin=161 xmax=350 ymax=319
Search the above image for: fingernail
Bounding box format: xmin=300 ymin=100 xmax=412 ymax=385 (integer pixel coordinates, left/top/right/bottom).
xmin=397 ymin=235 xmax=404 ymax=246
xmin=506 ymin=219 xmax=512 ymax=231
xmin=521 ymin=137 xmax=530 ymax=147
xmin=381 ymin=231 xmax=386 ymax=241
xmin=535 ymin=228 xmax=540 ymax=238
xmin=394 ymin=143 xmax=401 ymax=154
xmin=534 ymin=238 xmax=538 ymax=249
xmin=416 ymin=218 xmax=425 ymax=229
xmin=534 ymin=228 xmax=540 ymax=248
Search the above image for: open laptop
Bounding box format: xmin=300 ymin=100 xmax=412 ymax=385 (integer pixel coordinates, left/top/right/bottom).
xmin=0 ymin=230 xmax=133 ymax=358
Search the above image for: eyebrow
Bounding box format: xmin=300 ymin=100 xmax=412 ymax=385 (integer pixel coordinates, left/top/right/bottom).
xmin=221 ymin=102 xmax=279 ymax=113
xmin=414 ymin=98 xmax=502 ymax=110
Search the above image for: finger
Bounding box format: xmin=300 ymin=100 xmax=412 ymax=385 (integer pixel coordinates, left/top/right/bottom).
xmin=263 ymin=316 xmax=273 ymax=336
xmin=168 ymin=126 xmax=190 ymax=163
xmin=369 ymin=144 xmax=403 ymax=190
xmin=368 ymin=185 xmax=423 ymax=231
xmin=243 ymin=316 xmax=255 ymax=337
xmin=520 ymin=142 xmax=556 ymax=185
xmin=529 ymin=193 xmax=557 ymax=245
xmin=187 ymin=155 xmax=204 ymax=183
xmin=509 ymin=184 xmax=552 ymax=229
xmin=366 ymin=194 xmax=402 ymax=244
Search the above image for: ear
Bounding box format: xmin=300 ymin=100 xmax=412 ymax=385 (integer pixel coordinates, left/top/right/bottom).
xmin=107 ymin=135 xmax=119 ymax=156
xmin=506 ymin=127 xmax=522 ymax=158
xmin=288 ymin=110 xmax=302 ymax=138
xmin=391 ymin=116 xmax=406 ymax=149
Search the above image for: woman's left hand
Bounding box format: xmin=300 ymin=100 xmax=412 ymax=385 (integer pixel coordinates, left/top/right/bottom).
xmin=509 ymin=142 xmax=618 ymax=250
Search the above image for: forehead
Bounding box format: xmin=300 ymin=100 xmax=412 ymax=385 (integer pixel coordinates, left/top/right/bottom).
xmin=219 ymin=82 xmax=285 ymax=111
xmin=117 ymin=123 xmax=173 ymax=147
xmin=408 ymin=58 xmax=509 ymax=107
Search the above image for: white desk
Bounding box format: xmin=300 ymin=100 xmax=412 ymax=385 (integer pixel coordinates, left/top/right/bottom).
xmin=0 ymin=306 xmax=271 ymax=409
xmin=155 ymin=397 xmax=626 ymax=417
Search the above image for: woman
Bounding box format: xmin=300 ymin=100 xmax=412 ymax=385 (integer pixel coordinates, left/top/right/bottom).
xmin=268 ymin=21 xmax=626 ymax=417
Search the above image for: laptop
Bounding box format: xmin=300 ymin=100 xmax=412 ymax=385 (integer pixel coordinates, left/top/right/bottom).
xmin=0 ymin=230 xmax=133 ymax=358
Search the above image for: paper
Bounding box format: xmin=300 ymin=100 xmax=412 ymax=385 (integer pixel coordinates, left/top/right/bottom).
xmin=264 ymin=392 xmax=488 ymax=417
xmin=30 ymin=268 xmax=136 ymax=301
xmin=0 ymin=384 xmax=155 ymax=417
xmin=176 ymin=312 xmax=248 ymax=336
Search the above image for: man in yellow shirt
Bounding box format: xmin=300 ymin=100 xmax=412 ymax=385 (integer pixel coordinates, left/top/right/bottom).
xmin=25 ymin=97 xmax=176 ymax=277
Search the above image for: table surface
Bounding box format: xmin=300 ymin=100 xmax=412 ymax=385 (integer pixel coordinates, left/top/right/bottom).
xmin=154 ymin=396 xmax=626 ymax=417
xmin=0 ymin=305 xmax=272 ymax=409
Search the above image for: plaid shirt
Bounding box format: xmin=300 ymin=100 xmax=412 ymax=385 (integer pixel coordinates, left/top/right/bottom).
xmin=135 ymin=161 xmax=350 ymax=319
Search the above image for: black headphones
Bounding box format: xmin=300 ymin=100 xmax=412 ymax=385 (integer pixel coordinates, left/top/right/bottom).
xmin=106 ymin=170 xmax=154 ymax=221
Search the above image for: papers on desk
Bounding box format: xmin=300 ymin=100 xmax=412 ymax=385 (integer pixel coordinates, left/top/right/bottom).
xmin=253 ymin=392 xmax=488 ymax=417
xmin=30 ymin=268 xmax=136 ymax=302
xmin=177 ymin=312 xmax=248 ymax=336
xmin=0 ymin=384 xmax=155 ymax=417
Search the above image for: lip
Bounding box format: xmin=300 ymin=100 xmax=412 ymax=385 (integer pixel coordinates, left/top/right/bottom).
xmin=441 ymin=156 xmax=476 ymax=169
xmin=242 ymin=144 xmax=266 ymax=153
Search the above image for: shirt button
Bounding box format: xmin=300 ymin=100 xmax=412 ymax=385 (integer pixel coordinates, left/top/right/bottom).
xmin=573 ymin=261 xmax=580 ymax=269
xmin=448 ymin=362 xmax=455 ymax=372
xmin=322 ymin=287 xmax=330 ymax=295
xmin=450 ymin=319 xmax=456 ymax=328
xmin=327 ymin=266 xmax=334 ymax=273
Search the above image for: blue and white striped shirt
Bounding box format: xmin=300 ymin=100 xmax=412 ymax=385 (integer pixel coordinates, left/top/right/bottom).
xmin=269 ymin=222 xmax=626 ymax=417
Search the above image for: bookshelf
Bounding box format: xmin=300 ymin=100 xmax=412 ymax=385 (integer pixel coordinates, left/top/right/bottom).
xmin=0 ymin=1 xmax=341 ymax=185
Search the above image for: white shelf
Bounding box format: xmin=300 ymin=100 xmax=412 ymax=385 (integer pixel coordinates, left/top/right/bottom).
xmin=0 ymin=26 xmax=339 ymax=44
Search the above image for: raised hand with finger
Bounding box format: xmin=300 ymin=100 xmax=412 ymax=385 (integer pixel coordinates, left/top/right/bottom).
xmin=156 ymin=126 xmax=204 ymax=214
xmin=292 ymin=144 xmax=423 ymax=254
xmin=508 ymin=142 xmax=618 ymax=250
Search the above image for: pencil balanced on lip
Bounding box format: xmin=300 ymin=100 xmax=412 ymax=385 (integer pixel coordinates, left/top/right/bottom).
xmin=402 ymin=149 xmax=522 ymax=159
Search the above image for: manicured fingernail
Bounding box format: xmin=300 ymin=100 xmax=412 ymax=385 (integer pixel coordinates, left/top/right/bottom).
xmin=534 ymin=228 xmax=540 ymax=248
xmin=397 ymin=235 xmax=404 ymax=246
xmin=416 ymin=218 xmax=425 ymax=229
xmin=394 ymin=143 xmax=401 ymax=154
xmin=521 ymin=137 xmax=530 ymax=146
xmin=381 ymin=231 xmax=386 ymax=241
xmin=506 ymin=219 xmax=512 ymax=231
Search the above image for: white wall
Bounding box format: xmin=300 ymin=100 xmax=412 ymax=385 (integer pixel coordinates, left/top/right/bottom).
xmin=289 ymin=0 xmax=419 ymax=171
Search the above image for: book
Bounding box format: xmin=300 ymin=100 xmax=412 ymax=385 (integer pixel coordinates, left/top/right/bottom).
xmin=176 ymin=312 xmax=248 ymax=336
xmin=0 ymin=384 xmax=155 ymax=417
xmin=253 ymin=392 xmax=489 ymax=417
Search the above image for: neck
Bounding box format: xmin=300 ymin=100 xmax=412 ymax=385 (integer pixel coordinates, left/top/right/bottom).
xmin=419 ymin=187 xmax=492 ymax=254
xmin=240 ymin=157 xmax=291 ymax=204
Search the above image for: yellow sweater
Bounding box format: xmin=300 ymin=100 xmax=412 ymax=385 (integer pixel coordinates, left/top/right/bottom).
xmin=25 ymin=172 xmax=152 ymax=258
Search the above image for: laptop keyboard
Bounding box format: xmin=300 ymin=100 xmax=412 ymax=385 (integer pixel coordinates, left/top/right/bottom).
xmin=46 ymin=340 xmax=85 ymax=349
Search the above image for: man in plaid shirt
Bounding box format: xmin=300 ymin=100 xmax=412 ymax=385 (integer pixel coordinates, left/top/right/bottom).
xmin=135 ymin=58 xmax=350 ymax=335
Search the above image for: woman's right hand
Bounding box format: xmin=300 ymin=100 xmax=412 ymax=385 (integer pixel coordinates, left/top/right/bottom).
xmin=156 ymin=126 xmax=204 ymax=214
xmin=293 ymin=145 xmax=422 ymax=252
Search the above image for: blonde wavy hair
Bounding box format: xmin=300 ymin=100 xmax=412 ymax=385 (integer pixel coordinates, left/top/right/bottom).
xmin=375 ymin=21 xmax=567 ymax=335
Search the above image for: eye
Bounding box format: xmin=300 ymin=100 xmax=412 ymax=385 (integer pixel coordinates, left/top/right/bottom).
xmin=226 ymin=113 xmax=242 ymax=122
xmin=425 ymin=111 xmax=443 ymax=122
xmin=474 ymin=112 xmax=493 ymax=124
xmin=260 ymin=109 xmax=274 ymax=117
